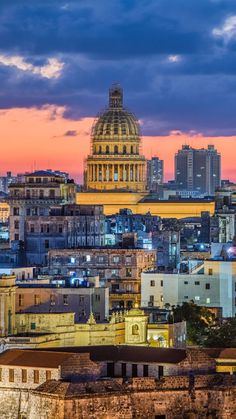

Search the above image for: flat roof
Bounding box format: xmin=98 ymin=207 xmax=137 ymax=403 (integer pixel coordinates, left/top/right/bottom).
xmin=30 ymin=345 xmax=187 ymax=364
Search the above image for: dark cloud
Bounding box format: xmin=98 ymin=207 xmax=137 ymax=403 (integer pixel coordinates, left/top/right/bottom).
xmin=0 ymin=0 xmax=236 ymax=136
xmin=64 ymin=130 xmax=78 ymax=136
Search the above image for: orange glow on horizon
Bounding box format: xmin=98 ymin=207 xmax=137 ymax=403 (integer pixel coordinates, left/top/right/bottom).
xmin=0 ymin=106 xmax=235 ymax=183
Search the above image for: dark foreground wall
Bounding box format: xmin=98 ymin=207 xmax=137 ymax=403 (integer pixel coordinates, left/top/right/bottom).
xmin=1 ymin=375 xmax=235 ymax=419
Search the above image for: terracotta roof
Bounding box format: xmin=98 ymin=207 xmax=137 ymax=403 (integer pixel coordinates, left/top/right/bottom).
xmin=204 ymin=348 xmax=236 ymax=360
xmin=0 ymin=350 xmax=77 ymax=368
xmin=30 ymin=346 xmax=187 ymax=364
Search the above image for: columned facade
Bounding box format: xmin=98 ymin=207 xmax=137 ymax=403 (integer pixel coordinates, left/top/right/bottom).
xmin=86 ymin=85 xmax=146 ymax=192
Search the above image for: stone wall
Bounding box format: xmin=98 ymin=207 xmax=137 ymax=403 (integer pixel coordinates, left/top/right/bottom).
xmin=0 ymin=374 xmax=235 ymax=418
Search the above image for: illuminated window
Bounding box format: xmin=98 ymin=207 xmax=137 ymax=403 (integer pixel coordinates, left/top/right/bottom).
xmin=206 ymin=298 xmax=211 ymax=304
xmin=195 ymin=296 xmax=200 ymax=301
xmin=208 ymin=268 xmax=213 ymax=275
xmin=86 ymin=255 xmax=91 ymax=262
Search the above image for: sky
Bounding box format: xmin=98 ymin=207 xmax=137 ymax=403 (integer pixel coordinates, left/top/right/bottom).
xmin=1 ymin=0 xmax=236 ymax=182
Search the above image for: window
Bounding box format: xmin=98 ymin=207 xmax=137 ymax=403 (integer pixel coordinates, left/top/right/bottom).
xmin=95 ymin=294 xmax=100 ymax=302
xmin=21 ymin=369 xmax=27 ymax=383
xmin=205 ymin=283 xmax=210 ymax=290
xmin=50 ymin=295 xmax=55 ymax=306
xmin=113 ymin=256 xmax=119 ymax=263
xmin=160 ymin=295 xmax=164 ymax=302
xmin=195 ymin=296 xmax=200 ymax=301
xmin=126 ymin=268 xmax=132 ymax=277
xmin=143 ymin=365 xmax=149 ymax=377
xmin=0 ymin=368 xmax=2 ymax=381
xmin=160 ymin=280 xmax=163 ymax=287
xmin=184 ymin=296 xmax=188 ymax=299
xmin=206 ymin=298 xmax=211 ymax=304
xmin=9 ymin=369 xmax=14 ymax=383
xmin=49 ymin=189 xmax=55 ymax=198
xmin=132 ymin=364 xmax=138 ymax=377
xmin=14 ymin=234 xmax=19 ymax=241
xmin=14 ymin=220 xmax=19 ymax=229
xmin=31 ymin=322 xmax=36 ymax=330
xmin=79 ymin=296 xmax=84 ymax=303
xmin=208 ymin=268 xmax=213 ymax=275
xmin=150 ymin=280 xmax=155 ymax=287
xmin=13 ymin=207 xmax=19 ymax=216
xmin=58 ymin=224 xmax=63 ymax=233
xmin=95 ymin=312 xmax=100 ymax=321
xmin=45 ymin=240 xmax=49 ymax=249
xmin=86 ymin=255 xmax=91 ymax=262
xmin=18 ymin=294 xmax=24 ymax=307
xmin=63 ymin=295 xmax=68 ymax=305
xmin=126 ymin=256 xmax=132 ymax=264
xmin=39 ymin=190 xmax=44 ymax=198
xmin=34 ymin=294 xmax=40 ymax=305
xmin=149 ymin=295 xmax=154 ymax=303
xmin=46 ymin=370 xmax=51 ymax=381
xmin=33 ymin=370 xmax=39 ymax=384
xmin=194 ymin=281 xmax=200 ymax=285
xmin=30 ymin=224 xmax=35 ymax=233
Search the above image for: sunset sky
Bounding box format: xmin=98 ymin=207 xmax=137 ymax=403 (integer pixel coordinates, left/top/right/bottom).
xmin=1 ymin=1 xmax=236 ymax=182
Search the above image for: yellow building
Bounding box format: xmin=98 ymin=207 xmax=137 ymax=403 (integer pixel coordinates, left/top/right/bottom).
xmin=6 ymin=307 xmax=186 ymax=350
xmin=85 ymin=84 xmax=146 ymax=192
xmin=0 ymin=202 xmax=9 ymax=223
xmin=77 ymin=191 xmax=215 ymax=218
xmin=0 ymin=275 xmax=17 ymax=337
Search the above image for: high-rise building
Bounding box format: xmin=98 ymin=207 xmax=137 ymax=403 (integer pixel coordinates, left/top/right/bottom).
xmin=175 ymin=145 xmax=221 ymax=196
xmin=147 ymin=157 xmax=164 ymax=192
xmin=85 ymin=84 xmax=146 ymax=192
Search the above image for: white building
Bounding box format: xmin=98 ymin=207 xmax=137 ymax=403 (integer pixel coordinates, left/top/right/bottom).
xmin=141 ymin=260 xmax=236 ymax=317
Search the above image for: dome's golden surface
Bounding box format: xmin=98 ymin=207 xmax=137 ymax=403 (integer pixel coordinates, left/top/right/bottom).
xmin=85 ymin=85 xmax=146 ymax=192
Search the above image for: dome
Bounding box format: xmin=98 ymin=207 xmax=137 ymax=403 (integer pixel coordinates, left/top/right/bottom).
xmin=92 ymin=85 xmax=140 ymax=140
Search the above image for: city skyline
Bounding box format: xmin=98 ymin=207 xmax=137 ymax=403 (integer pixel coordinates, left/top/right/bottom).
xmin=0 ymin=103 xmax=235 ymax=183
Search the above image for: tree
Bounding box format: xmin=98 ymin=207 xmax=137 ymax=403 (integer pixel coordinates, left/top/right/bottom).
xmin=205 ymin=318 xmax=236 ymax=348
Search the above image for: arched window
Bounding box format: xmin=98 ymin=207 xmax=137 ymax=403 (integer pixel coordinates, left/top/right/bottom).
xmin=105 ymin=145 xmax=109 ymax=154
xmin=132 ymin=324 xmax=139 ymax=336
xmin=130 ymin=145 xmax=133 ymax=154
xmin=123 ymin=145 xmax=127 ymax=154
xmin=114 ymin=145 xmax=118 ymax=154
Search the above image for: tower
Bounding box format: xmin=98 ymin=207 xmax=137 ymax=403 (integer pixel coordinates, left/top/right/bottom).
xmin=85 ymin=84 xmax=146 ymax=192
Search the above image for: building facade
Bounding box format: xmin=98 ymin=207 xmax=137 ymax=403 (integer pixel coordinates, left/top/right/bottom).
xmin=175 ymin=144 xmax=221 ymax=196
xmin=147 ymin=157 xmax=164 ymax=192
xmin=141 ymin=260 xmax=236 ymax=317
xmin=7 ymin=170 xmax=76 ymax=245
xmin=48 ymin=247 xmax=156 ymax=309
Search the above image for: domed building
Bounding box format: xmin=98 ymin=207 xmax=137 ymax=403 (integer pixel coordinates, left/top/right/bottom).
xmin=85 ymin=85 xmax=147 ymax=192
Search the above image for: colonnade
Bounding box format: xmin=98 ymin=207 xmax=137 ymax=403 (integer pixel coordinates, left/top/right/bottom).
xmin=87 ymin=163 xmax=146 ymax=183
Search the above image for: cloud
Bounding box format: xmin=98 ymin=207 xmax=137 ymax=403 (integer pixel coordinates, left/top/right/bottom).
xmin=168 ymin=55 xmax=181 ymax=63
xmin=64 ymin=129 xmax=78 ymax=136
xmin=212 ymin=16 xmax=236 ymax=42
xmin=0 ymin=55 xmax=64 ymax=79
